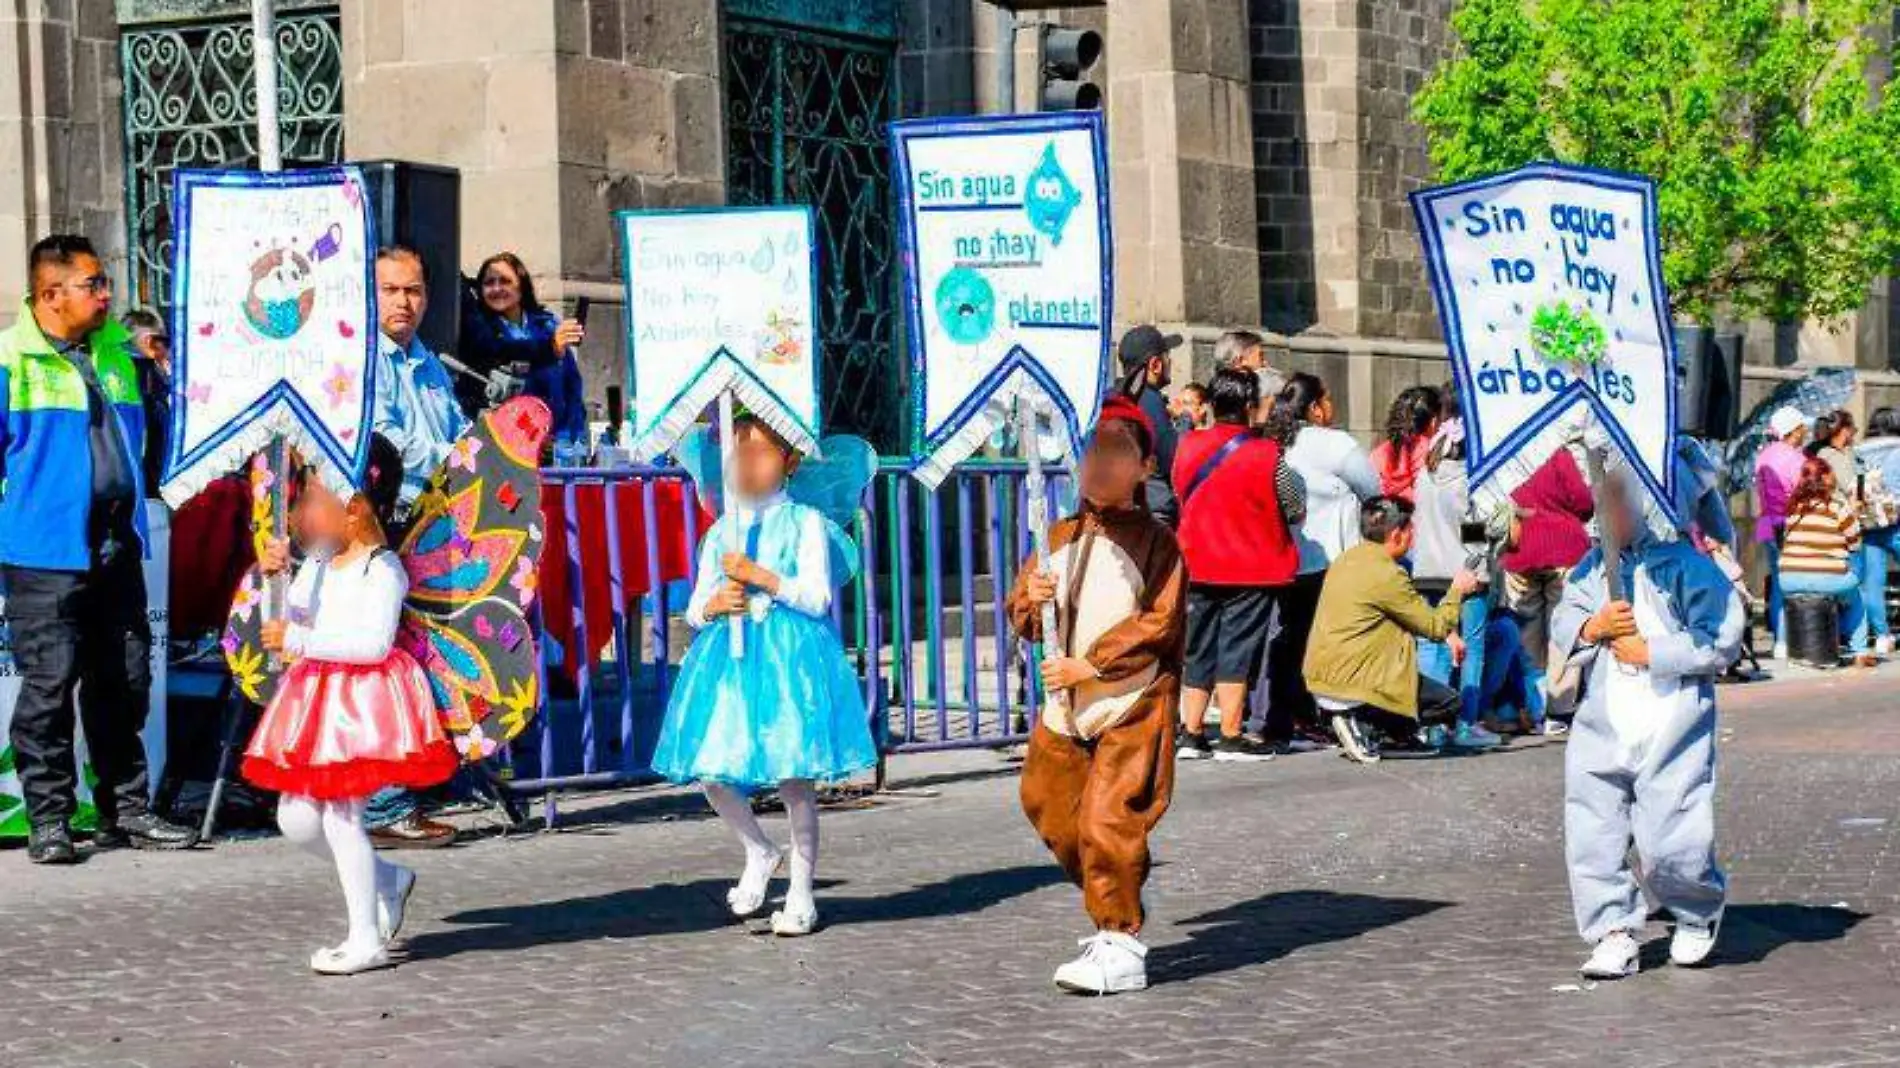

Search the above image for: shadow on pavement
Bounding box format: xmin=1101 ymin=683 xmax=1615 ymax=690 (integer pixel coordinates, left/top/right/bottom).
xmin=1711 ymin=902 xmax=1867 ymax=967
xmin=1152 ymin=889 xmax=1451 ymax=984
xmin=822 ymin=864 xmax=1066 ymax=926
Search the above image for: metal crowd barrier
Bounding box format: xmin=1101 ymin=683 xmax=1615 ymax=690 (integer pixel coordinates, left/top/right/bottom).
xmin=501 ymin=460 xmax=1070 ymax=814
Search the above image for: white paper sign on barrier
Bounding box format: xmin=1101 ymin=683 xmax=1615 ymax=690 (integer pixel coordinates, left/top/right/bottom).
xmin=0 ymin=502 xmax=170 ymax=836
xmin=1411 ymin=162 xmax=1678 ymax=520
xmin=617 ymin=207 xmax=821 ymax=460
xmin=892 ymin=111 xmax=1113 ymax=488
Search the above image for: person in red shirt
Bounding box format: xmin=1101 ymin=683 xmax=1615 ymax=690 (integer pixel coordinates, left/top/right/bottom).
xmin=1500 ymin=443 xmax=1596 ymax=732
xmin=1170 ymin=367 xmax=1305 ymax=761
xmin=1369 ymin=386 xmax=1440 ymax=504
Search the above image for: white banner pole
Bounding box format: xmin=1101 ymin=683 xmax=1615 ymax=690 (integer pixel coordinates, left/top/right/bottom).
xmin=1018 ymin=395 xmax=1067 ymax=724
xmin=250 ymin=0 xmax=291 ymax=654
xmin=719 ymin=391 xmax=745 ymax=659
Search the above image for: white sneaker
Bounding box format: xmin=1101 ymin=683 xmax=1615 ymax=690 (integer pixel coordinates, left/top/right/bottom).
xmin=1879 ymin=635 xmax=1896 ymax=656
xmin=1670 ymin=916 xmax=1720 ymax=967
xmin=770 ymin=902 xmax=818 ymax=937
xmin=1053 ymin=931 xmax=1148 ymax=995
xmin=1580 ymin=930 xmax=1641 ymax=980
xmin=727 ymin=845 xmax=787 ymax=918
xmin=310 ymin=941 xmax=392 ymax=976
xmin=1773 ymin=642 xmax=1789 ymax=661
xmin=376 ymin=865 xmax=416 ymax=943
xmin=1329 ymin=714 xmax=1380 ymax=764
xmin=1543 ymin=719 xmax=1570 ymax=739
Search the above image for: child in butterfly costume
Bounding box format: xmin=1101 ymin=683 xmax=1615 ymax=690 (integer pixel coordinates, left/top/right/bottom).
xmin=1009 ymin=396 xmax=1187 ymax=995
xmin=654 ymin=414 xmax=879 ymax=936
xmin=245 ymin=436 xmax=459 ymax=975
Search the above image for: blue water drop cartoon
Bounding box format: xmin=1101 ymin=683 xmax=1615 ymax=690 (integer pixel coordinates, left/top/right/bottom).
xmin=935 ymin=267 xmax=996 ymax=345
xmin=1023 ymin=143 xmax=1082 ymax=246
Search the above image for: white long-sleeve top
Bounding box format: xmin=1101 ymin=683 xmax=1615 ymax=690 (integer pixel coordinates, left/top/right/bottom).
xmin=683 ymin=493 xmax=833 ymax=628
xmin=283 ymin=548 xmax=411 ymax=665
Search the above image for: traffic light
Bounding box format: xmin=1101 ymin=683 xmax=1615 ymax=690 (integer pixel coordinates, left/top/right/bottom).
xmin=1039 ymin=25 xmax=1101 ymax=110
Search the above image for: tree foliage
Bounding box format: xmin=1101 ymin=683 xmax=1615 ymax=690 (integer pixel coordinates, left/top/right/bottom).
xmin=1415 ymin=0 xmax=1900 ymax=325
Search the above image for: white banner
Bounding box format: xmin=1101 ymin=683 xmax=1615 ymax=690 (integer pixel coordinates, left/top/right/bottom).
xmin=1412 ymin=162 xmax=1678 ymax=519
xmin=892 ymin=112 xmax=1113 ymax=487
xmin=0 ymin=502 xmax=170 ymax=836
xmin=618 ymin=207 xmax=821 ymax=460
xmin=163 ymin=167 xmax=378 ymax=506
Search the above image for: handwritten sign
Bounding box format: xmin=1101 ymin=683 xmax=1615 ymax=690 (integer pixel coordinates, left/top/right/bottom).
xmin=162 ymin=167 xmax=377 ymax=506
xmin=892 ymin=112 xmax=1113 ymax=488
xmin=1412 ymin=162 xmax=1677 ymax=519
xmin=617 ymin=207 xmax=820 ymax=460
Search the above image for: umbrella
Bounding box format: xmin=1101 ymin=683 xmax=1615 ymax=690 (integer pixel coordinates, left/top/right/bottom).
xmin=1721 ymin=367 xmax=1857 ymax=489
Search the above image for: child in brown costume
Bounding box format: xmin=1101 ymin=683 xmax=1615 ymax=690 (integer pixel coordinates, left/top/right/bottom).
xmin=1009 ymin=395 xmax=1187 ymax=995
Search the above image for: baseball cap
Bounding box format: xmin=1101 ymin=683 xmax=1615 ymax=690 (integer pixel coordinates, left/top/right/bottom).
xmin=1768 ymin=406 xmax=1806 ymax=440
xmin=1116 ymin=324 xmax=1183 ymax=369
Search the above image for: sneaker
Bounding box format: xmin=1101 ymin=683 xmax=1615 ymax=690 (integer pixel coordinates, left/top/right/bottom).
xmin=1543 ymin=719 xmax=1571 ymax=739
xmin=1210 ymin=734 xmax=1276 ymax=763
xmin=1415 ymin=724 xmax=1448 ymax=752
xmin=26 ymin=823 xmax=77 ymax=865
xmin=1772 ymin=642 xmax=1789 ymax=661
xmin=1879 ymin=635 xmax=1896 ymax=656
xmin=1670 ymin=916 xmax=1720 ymax=967
xmin=1053 ymin=931 xmax=1148 ymax=995
xmin=1450 ymin=722 xmax=1503 ymax=751
xmin=1580 ymin=930 xmax=1641 ymax=980
xmin=1176 ymin=730 xmax=1212 ymax=761
xmin=96 ymin=811 xmax=199 ymax=852
xmin=1330 ymin=714 xmax=1380 ymax=765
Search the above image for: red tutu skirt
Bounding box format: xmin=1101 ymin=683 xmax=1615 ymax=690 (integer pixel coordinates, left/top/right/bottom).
xmin=241 ymin=649 xmax=460 ymax=800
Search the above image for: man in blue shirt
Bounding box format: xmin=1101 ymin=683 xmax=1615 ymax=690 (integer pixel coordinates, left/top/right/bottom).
xmin=363 ymin=245 xmax=467 ymax=849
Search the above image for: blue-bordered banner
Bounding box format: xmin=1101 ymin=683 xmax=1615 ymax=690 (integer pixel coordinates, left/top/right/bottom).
xmin=162 ymin=166 xmax=378 ymax=507
xmin=617 ymin=206 xmax=822 ymax=461
xmin=891 ymin=112 xmax=1113 ymax=488
xmin=1412 ymin=161 xmax=1678 ymax=524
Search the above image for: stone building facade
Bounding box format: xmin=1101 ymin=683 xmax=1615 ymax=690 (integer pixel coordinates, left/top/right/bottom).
xmin=4 ymin=0 xmax=1896 ymax=451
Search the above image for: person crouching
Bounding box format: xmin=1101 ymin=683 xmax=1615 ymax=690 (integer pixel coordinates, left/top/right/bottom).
xmin=1009 ymin=396 xmax=1186 ymax=995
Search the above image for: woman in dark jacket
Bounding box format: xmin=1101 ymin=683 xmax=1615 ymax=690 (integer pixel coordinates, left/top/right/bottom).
xmin=459 ymin=252 xmax=589 ymax=448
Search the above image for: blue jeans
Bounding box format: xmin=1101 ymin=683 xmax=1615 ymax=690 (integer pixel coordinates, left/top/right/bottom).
xmin=1860 ymin=527 xmax=1897 ymax=640
xmin=1419 ymin=593 xmax=1540 ymax=727
xmin=363 ymin=787 xmax=417 ymax=830
xmin=1778 ymin=569 xmax=1869 ymax=654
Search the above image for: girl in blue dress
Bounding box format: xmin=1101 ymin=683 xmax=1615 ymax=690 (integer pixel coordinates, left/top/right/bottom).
xmin=652 ymin=414 xmax=877 ymax=936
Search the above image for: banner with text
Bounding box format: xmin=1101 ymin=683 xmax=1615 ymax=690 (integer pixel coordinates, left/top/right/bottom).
xmin=1412 ymin=162 xmax=1678 ymax=522
xmin=892 ymin=112 xmax=1113 ymax=487
xmin=163 ymin=167 xmax=377 ymax=506
xmin=618 ymin=207 xmax=821 ymax=460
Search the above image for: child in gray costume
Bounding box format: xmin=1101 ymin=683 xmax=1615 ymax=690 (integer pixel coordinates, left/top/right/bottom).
xmin=1551 ymin=460 xmax=1745 ymax=980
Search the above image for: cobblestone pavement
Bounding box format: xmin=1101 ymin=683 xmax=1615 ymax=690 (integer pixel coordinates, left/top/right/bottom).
xmin=3 ymin=669 xmax=1898 ymax=1068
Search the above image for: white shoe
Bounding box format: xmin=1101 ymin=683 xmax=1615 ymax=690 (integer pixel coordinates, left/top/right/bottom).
xmin=769 ymin=902 xmax=818 ymax=937
xmin=377 ymin=865 xmax=416 ymax=943
xmin=310 ymin=942 xmax=392 ymax=976
xmin=1580 ymin=930 xmax=1641 ymax=980
xmin=1542 ymin=719 xmax=1570 ymax=739
xmin=1329 ymin=714 xmax=1380 ymax=764
xmin=727 ymin=845 xmax=787 ymax=918
xmin=1773 ymin=642 xmax=1789 ymax=661
xmin=1053 ymin=931 xmax=1148 ymax=995
xmin=1879 ymin=635 xmax=1896 ymax=656
xmin=1670 ymin=916 xmax=1720 ymax=967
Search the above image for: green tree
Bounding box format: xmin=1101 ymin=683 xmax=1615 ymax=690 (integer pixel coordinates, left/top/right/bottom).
xmin=1415 ymin=0 xmax=1900 ymax=325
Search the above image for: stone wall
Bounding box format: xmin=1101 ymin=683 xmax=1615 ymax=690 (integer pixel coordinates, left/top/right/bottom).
xmin=1355 ymin=0 xmax=1450 ymax=343
xmin=0 ymin=0 xmax=126 ymax=326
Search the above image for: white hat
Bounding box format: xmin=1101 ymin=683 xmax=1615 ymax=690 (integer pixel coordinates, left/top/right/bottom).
xmin=1769 ymin=406 xmax=1807 ymax=440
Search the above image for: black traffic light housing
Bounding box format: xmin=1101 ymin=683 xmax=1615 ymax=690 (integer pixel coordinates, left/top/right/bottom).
xmin=1039 ymin=25 xmax=1102 ymax=110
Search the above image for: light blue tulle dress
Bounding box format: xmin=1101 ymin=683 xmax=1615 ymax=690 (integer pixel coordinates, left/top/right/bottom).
xmin=651 ymin=494 xmax=876 ymax=789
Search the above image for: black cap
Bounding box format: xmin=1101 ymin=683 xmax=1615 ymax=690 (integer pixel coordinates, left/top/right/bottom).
xmin=1117 ymin=324 xmax=1183 ymax=369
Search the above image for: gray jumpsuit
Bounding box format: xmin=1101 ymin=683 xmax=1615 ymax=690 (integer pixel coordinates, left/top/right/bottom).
xmin=1551 ymin=534 xmax=1745 ymax=943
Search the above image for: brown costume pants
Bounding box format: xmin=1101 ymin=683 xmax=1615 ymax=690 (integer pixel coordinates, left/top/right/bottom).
xmin=1019 ymin=681 xmax=1178 ymax=934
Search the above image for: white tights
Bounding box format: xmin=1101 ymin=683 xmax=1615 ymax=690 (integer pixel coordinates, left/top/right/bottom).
xmin=277 ymin=795 xmax=403 ymax=953
xmin=702 ymin=779 xmax=820 ymax=913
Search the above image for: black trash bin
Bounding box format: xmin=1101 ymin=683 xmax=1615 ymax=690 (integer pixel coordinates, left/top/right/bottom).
xmin=1784 ymin=593 xmax=1841 ymax=668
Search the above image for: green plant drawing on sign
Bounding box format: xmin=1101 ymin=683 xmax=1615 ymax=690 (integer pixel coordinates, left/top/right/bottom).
xmin=1529 ymin=302 xmax=1608 ymax=371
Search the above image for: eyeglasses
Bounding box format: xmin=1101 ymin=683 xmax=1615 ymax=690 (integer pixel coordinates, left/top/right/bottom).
xmin=58 ymin=275 xmax=112 ymax=296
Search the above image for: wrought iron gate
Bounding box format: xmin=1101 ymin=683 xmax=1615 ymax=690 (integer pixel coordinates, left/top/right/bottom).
xmin=723 ymin=9 xmax=902 ymax=450
xmin=119 ymin=4 xmax=344 ymax=311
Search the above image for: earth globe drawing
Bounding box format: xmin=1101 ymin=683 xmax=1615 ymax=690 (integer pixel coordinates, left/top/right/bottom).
xmin=935 ymin=267 xmax=995 ymax=345
xmin=243 ymin=247 xmax=316 ymax=340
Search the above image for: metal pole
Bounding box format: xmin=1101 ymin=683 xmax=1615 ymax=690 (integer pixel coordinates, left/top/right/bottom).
xmin=994 ymin=4 xmax=1016 ymax=114
xmin=1017 ymin=396 xmax=1067 ymax=725
xmin=252 ymin=0 xmax=290 ymax=644
xmin=719 ymin=391 xmax=744 ymax=658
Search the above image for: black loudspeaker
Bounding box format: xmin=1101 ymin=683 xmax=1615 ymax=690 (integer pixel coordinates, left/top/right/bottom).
xmin=353 ymin=160 xmax=461 ymax=356
xmin=1674 ymin=324 xmax=1713 ymax=436
xmin=1674 ymin=325 xmax=1742 ymax=439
